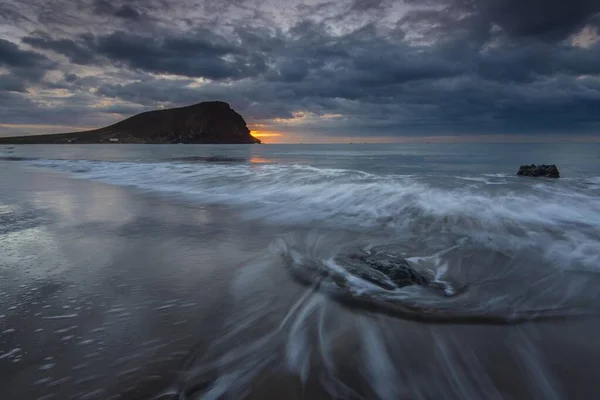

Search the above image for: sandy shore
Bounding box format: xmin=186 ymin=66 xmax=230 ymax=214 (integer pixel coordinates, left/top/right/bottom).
xmin=0 ymin=163 xmax=283 ymax=399
xmin=2 ymin=162 xmax=600 ymax=400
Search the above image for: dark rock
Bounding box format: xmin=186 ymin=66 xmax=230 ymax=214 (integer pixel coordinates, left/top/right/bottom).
xmin=0 ymin=101 xmax=261 ymax=145
xmin=335 ymin=245 xmax=431 ymax=290
xmin=517 ymin=164 xmax=560 ymax=178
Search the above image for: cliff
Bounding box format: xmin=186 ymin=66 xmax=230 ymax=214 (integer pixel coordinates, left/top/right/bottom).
xmin=0 ymin=101 xmax=261 ymax=144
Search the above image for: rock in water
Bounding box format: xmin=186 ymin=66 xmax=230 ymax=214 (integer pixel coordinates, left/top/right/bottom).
xmin=334 ymin=245 xmax=431 ymax=290
xmin=516 ymin=164 xmax=560 ymax=178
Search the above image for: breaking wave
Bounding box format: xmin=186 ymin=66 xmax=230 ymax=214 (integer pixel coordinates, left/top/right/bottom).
xmin=271 ymin=233 xmax=600 ymax=324
xmin=5 ymin=153 xmax=600 ymax=399
xmin=26 ymin=158 xmax=600 ymax=272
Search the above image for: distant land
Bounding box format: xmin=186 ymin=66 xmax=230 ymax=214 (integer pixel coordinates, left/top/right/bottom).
xmin=0 ymin=101 xmax=261 ymax=144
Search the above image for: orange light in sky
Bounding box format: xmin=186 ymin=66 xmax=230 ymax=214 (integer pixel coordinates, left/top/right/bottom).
xmin=251 ymin=131 xmax=283 ymax=138
xmin=249 ymin=128 xmax=287 ymax=143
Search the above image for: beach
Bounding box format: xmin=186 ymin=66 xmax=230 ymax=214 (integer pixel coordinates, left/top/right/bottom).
xmin=2 ymin=144 xmax=600 ymax=399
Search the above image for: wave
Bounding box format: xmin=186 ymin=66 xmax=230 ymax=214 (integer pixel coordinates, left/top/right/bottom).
xmin=160 ymin=230 xmax=600 ymax=400
xmin=168 ymin=156 xmax=247 ymax=163
xmin=583 ymin=177 xmax=600 ymax=190
xmin=0 ymin=156 xmax=39 ymax=161
xmin=271 ymin=233 xmax=600 ymax=324
xmin=25 ymin=158 xmax=600 ymax=271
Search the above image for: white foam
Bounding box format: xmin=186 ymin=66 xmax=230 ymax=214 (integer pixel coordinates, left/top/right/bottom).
xmin=28 ymin=159 xmax=600 ymax=270
xmin=42 ymin=314 xmax=78 ymax=320
xmin=359 ymin=320 xmax=400 ymax=400
xmin=0 ymin=348 xmax=21 ymax=360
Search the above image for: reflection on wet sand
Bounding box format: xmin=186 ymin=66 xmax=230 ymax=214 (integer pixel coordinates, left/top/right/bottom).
xmin=249 ymin=156 xmax=272 ymax=164
xmin=2 ymin=163 xmax=600 ymax=400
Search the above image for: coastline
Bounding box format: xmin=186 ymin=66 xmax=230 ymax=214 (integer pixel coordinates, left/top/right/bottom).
xmin=0 ymin=163 xmax=280 ymax=399
xmin=0 ymin=138 xmax=262 ymax=145
xmin=2 ymin=162 xmax=600 ymax=399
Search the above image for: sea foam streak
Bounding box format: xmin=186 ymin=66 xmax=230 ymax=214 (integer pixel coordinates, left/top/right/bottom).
xmin=6 ymin=155 xmax=600 ymax=399
xmin=29 ymin=158 xmax=600 ymax=322
xmin=28 ymin=158 xmax=600 ymax=272
xmin=271 ymin=231 xmax=600 ymax=323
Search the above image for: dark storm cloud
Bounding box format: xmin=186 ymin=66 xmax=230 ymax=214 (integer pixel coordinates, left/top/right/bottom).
xmin=0 ymin=38 xmax=50 ymax=69
xmin=22 ymin=31 xmax=99 ymax=65
xmin=350 ymin=0 xmax=388 ymax=12
xmin=64 ymin=73 xmax=78 ymax=82
xmin=0 ymin=38 xmax=55 ymax=82
xmin=21 ymin=27 xmax=268 ymax=80
xmin=479 ymin=0 xmax=600 ymax=41
xmin=0 ymin=74 xmax=27 ymax=92
xmin=350 ymin=0 xmax=387 ymax=12
xmin=93 ymin=0 xmax=142 ymax=20
xmin=92 ymin=30 xmax=268 ymax=79
xmin=404 ymin=0 xmax=600 ymax=42
xmin=1 ymin=0 xmax=600 ymax=137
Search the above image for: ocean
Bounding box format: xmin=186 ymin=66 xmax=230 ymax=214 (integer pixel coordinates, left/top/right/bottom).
xmin=1 ymin=143 xmax=600 ymax=399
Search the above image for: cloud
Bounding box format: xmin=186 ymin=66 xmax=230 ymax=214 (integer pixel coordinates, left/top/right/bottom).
xmin=64 ymin=73 xmax=78 ymax=82
xmin=0 ymin=74 xmax=27 ymax=92
xmin=350 ymin=0 xmax=386 ymax=12
xmin=0 ymin=38 xmax=56 ymax=83
xmin=0 ymin=38 xmax=50 ymax=69
xmin=93 ymin=0 xmax=142 ymax=20
xmin=93 ymin=29 xmax=268 ymax=80
xmin=1 ymin=0 xmax=600 ymax=138
xmin=22 ymin=31 xmax=99 ymax=65
xmin=22 ymin=27 xmax=269 ymax=80
xmin=403 ymin=0 xmax=600 ymax=42
xmin=478 ymin=0 xmax=600 ymax=41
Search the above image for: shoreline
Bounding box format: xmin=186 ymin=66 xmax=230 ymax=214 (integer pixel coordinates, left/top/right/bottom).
xmin=0 ymin=163 xmax=284 ymax=399
xmin=2 ymin=162 xmax=600 ymax=399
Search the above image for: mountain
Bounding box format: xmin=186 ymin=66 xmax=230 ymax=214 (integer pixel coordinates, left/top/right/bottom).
xmin=0 ymin=101 xmax=261 ymax=144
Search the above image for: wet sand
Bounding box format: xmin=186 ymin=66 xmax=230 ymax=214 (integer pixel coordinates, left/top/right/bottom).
xmin=2 ymin=163 xmax=600 ymax=400
xmin=0 ymin=164 xmax=271 ymax=399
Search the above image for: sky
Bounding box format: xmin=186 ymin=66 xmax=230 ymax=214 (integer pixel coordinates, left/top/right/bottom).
xmin=1 ymin=0 xmax=599 ymax=143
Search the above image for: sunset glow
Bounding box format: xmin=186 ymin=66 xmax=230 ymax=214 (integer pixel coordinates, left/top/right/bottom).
xmin=250 ymin=131 xmax=283 ymax=138
xmin=249 ymin=126 xmax=286 ymax=142
xmin=1 ymin=0 xmax=599 ymax=139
